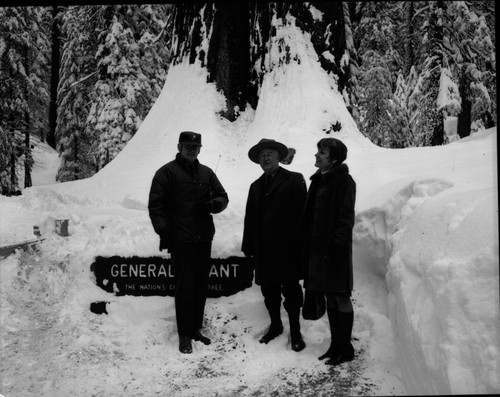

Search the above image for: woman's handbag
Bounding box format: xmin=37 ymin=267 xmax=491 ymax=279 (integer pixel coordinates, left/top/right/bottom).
xmin=302 ymin=289 xmax=326 ymax=320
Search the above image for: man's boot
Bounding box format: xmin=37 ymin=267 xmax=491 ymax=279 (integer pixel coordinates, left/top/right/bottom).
xmin=179 ymin=335 xmax=193 ymax=354
xmin=260 ymin=303 xmax=283 ymax=344
xmin=326 ymin=311 xmax=354 ymax=365
xmin=319 ymin=307 xmax=340 ymax=360
xmin=288 ymin=309 xmax=306 ymax=352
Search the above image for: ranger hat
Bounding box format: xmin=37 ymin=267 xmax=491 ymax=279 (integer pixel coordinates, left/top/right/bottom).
xmin=179 ymin=131 xmax=202 ymax=146
xmin=248 ymin=138 xmax=288 ymax=163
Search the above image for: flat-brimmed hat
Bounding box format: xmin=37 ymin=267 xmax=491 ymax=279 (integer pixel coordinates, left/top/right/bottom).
xmin=179 ymin=131 xmax=202 ymax=146
xmin=248 ymin=138 xmax=288 ymax=164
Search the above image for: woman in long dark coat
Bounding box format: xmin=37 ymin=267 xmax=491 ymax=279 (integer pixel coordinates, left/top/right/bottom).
xmin=302 ymin=137 xmax=356 ymax=366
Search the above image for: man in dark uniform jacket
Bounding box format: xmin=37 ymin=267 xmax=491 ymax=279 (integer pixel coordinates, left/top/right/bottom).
xmin=148 ymin=131 xmax=228 ymax=354
xmin=242 ymin=138 xmax=307 ymax=352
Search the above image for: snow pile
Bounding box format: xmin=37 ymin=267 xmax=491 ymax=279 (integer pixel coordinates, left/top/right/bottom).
xmin=355 ymin=171 xmax=498 ymax=394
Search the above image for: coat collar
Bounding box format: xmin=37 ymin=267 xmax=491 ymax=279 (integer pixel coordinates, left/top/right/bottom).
xmin=255 ymin=167 xmax=287 ymax=196
xmin=310 ymin=163 xmax=349 ymax=181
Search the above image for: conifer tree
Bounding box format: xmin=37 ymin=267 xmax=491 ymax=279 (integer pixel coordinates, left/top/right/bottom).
xmin=88 ymin=4 xmax=170 ymax=169
xmin=0 ymin=6 xmax=50 ymax=194
xmin=56 ymin=5 xmax=170 ymax=178
xmin=56 ymin=6 xmax=99 ymax=181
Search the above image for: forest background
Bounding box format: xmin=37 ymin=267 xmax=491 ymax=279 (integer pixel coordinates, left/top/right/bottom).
xmin=0 ymin=1 xmax=496 ymax=195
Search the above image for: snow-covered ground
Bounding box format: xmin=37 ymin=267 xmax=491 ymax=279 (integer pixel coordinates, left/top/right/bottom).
xmin=1 ymin=21 xmax=498 ymax=396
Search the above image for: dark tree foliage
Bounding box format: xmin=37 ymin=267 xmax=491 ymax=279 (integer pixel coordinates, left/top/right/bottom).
xmin=0 ymin=6 xmax=49 ymax=194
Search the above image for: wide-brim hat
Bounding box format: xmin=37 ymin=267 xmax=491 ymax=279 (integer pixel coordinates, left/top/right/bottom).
xmin=248 ymin=138 xmax=288 ymax=163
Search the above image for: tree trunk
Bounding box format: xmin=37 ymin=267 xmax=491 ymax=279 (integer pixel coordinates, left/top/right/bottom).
xmin=47 ymin=6 xmax=61 ymax=149
xmin=404 ymin=1 xmax=416 ymax=76
xmin=457 ymin=68 xmax=472 ymax=138
xmin=171 ymin=2 xmax=350 ymax=122
xmin=24 ymin=126 xmax=32 ymax=188
xmin=430 ymin=0 xmax=445 ymax=146
xmin=207 ymin=2 xmax=250 ymax=120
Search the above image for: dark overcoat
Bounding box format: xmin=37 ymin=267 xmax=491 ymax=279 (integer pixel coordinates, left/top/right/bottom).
xmin=241 ymin=167 xmax=307 ymax=285
xmin=302 ymin=163 xmax=356 ymax=295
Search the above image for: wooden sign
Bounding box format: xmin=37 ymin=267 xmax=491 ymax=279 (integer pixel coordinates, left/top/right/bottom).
xmin=90 ymin=256 xmax=253 ymax=298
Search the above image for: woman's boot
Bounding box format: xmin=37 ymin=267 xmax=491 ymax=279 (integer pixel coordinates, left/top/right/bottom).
xmin=326 ymin=311 xmax=354 ymax=365
xmin=319 ymin=307 xmax=340 ymax=360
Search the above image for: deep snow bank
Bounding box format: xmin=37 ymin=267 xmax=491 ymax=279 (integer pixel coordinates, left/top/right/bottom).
xmin=355 ymin=175 xmax=499 ymax=394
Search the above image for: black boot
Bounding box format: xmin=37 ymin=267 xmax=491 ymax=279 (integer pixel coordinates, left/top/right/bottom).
xmin=259 ymin=322 xmax=284 ymax=343
xmin=326 ymin=311 xmax=354 ymax=366
xmin=260 ymin=303 xmax=283 ymax=344
xmin=179 ymin=335 xmax=193 ymax=354
xmin=319 ymin=307 xmax=339 ymax=360
xmin=288 ymin=309 xmax=306 ymax=352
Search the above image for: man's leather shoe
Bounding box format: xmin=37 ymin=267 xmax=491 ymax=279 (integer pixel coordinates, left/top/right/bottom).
xmin=179 ymin=336 xmax=193 ymax=354
xmin=291 ymin=333 xmax=306 ymax=352
xmin=192 ymin=330 xmax=211 ymax=345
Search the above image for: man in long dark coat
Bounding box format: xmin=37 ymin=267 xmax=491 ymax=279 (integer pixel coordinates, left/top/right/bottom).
xmin=242 ymin=138 xmax=307 ymax=352
xmin=302 ymin=137 xmax=356 ymax=366
xmin=148 ymin=131 xmax=228 ymax=354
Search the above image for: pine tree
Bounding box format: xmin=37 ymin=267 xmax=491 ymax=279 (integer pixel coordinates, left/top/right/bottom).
xmin=88 ymin=4 xmax=170 ymax=169
xmin=56 ymin=6 xmax=100 ymax=182
xmin=353 ymin=1 xmax=408 ymax=147
xmin=358 ymin=51 xmax=395 ymax=147
xmin=444 ymin=1 xmax=496 ymax=136
xmin=0 ymin=6 xmax=50 ymax=194
xmin=56 ymin=5 xmax=170 ymax=179
xmin=407 ymin=1 xmax=446 ymax=146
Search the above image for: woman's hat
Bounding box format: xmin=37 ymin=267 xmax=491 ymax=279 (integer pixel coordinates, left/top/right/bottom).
xmin=248 ymin=138 xmax=288 ymax=163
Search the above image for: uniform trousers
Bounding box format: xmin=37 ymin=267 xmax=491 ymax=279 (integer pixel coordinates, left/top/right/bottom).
xmin=261 ymin=280 xmax=304 ymax=318
xmin=171 ymin=241 xmax=212 ymax=337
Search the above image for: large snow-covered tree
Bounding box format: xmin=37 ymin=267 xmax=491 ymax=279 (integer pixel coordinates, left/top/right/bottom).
xmin=170 ymin=2 xmax=357 ymax=124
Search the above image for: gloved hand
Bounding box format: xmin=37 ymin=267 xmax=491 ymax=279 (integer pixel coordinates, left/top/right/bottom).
xmin=159 ymin=232 xmax=171 ymax=252
xmin=204 ymin=199 xmax=224 ymax=214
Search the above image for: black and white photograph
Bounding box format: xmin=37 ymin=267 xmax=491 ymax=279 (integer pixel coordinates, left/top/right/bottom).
xmin=0 ymin=2 xmax=497 ymax=396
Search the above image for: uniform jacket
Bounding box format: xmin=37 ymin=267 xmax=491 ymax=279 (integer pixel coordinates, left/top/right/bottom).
xmin=241 ymin=167 xmax=307 ymax=285
xmin=302 ymin=163 xmax=356 ymax=294
xmin=148 ymin=153 xmax=228 ymax=246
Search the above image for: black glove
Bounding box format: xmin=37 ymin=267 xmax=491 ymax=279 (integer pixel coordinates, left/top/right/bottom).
xmin=159 ymin=233 xmax=170 ymax=251
xmin=204 ymin=199 xmax=224 ymax=214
